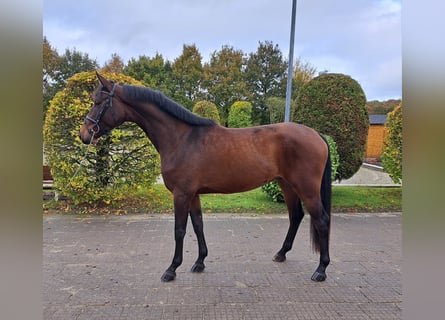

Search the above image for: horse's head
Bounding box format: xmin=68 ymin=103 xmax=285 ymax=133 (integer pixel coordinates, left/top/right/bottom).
xmin=79 ymin=72 xmax=125 ymax=144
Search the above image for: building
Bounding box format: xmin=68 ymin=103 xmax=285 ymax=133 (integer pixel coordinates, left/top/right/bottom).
xmin=365 ymin=114 xmax=387 ymax=164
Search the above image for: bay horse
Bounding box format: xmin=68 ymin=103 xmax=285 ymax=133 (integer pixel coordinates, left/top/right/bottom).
xmin=79 ymin=72 xmax=332 ymax=282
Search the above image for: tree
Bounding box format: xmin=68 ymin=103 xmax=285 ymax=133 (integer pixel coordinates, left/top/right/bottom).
xmin=43 ymin=38 xmax=99 ymax=121
xmin=244 ymin=41 xmax=287 ymax=124
xmin=382 ymin=103 xmax=402 ymax=183
xmin=172 ymin=44 xmax=204 ymax=110
xmin=293 ymin=73 xmax=369 ymax=180
xmin=228 ymin=101 xmax=253 ymax=128
xmin=202 ymin=45 xmax=248 ymax=125
xmin=53 ymin=47 xmax=99 ymax=87
xmin=367 ymin=99 xmax=401 ymax=115
xmin=192 ymin=101 xmax=220 ymax=124
xmin=43 ymin=71 xmax=160 ymax=205
xmin=101 ymin=53 xmax=125 ymax=74
xmin=266 ymin=97 xmax=286 ymax=124
xmin=43 ymin=37 xmax=61 ymax=117
xmin=291 ymin=57 xmax=317 ymax=99
xmin=124 ymin=54 xmax=175 ymax=97
xmin=262 ymin=58 xmax=316 ymax=125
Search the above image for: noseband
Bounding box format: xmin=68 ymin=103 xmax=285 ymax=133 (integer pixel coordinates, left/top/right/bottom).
xmin=85 ymin=83 xmax=117 ymax=134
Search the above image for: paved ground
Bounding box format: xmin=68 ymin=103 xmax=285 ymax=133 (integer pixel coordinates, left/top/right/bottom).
xmin=333 ymin=164 xmax=399 ymax=186
xmin=43 ymin=212 xmax=401 ymax=319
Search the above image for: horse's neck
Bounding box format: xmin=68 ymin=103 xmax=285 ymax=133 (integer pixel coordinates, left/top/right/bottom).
xmin=125 ymin=100 xmax=189 ymax=155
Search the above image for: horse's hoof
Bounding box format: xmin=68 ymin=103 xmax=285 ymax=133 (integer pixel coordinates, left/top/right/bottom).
xmin=311 ymin=271 xmax=327 ymax=282
xmin=161 ymin=270 xmax=176 ymax=282
xmin=190 ymin=263 xmax=205 ymax=273
xmin=273 ymin=254 xmax=286 ymax=262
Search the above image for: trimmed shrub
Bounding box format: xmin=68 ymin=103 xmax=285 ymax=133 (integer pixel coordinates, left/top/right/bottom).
xmin=228 ymin=101 xmax=253 ymax=128
xmin=292 ymin=73 xmax=369 ymax=180
xmin=382 ymin=103 xmax=402 ymax=183
xmin=262 ymin=134 xmax=339 ymax=202
xmin=43 ymin=71 xmax=160 ymax=205
xmin=192 ymin=100 xmax=221 ymax=124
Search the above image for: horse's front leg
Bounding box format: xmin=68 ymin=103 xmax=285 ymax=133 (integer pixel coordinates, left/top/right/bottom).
xmin=161 ymin=192 xmax=190 ymax=282
xmin=189 ymin=195 xmax=208 ymax=273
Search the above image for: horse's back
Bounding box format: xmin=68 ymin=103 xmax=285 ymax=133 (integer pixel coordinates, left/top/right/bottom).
xmin=218 ymin=122 xmax=326 ymax=160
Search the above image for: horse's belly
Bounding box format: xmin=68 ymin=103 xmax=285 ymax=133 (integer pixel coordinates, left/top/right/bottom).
xmin=199 ymin=166 xmax=276 ymax=194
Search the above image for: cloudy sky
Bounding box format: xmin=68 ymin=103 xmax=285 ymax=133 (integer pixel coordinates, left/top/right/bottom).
xmin=43 ymin=0 xmax=401 ymax=101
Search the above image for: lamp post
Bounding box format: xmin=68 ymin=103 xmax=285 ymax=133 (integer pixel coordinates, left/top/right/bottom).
xmin=284 ymin=0 xmax=297 ymax=122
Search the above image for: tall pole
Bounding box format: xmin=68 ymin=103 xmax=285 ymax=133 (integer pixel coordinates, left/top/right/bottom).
xmin=284 ymin=0 xmax=297 ymax=122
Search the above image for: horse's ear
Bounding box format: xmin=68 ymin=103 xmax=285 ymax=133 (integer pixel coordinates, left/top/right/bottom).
xmin=96 ymin=71 xmax=113 ymax=92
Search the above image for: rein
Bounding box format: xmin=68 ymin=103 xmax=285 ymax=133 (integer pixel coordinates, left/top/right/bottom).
xmin=85 ymin=83 xmax=117 ymax=134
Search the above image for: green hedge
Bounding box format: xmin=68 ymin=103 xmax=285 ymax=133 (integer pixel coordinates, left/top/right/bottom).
xmin=292 ymin=73 xmax=369 ymax=180
xmin=382 ymin=103 xmax=402 ymax=183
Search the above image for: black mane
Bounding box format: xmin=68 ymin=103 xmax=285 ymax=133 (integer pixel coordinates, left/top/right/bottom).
xmin=123 ymin=85 xmax=216 ymax=127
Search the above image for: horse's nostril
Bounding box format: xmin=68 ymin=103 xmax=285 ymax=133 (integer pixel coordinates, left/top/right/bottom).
xmin=79 ymin=128 xmax=92 ymax=145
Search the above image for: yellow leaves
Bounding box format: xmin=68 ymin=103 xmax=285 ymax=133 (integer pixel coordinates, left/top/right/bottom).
xmin=192 ymin=101 xmax=221 ymax=124
xmin=44 ymin=71 xmax=160 ymax=206
xmin=382 ymin=103 xmax=402 ymax=184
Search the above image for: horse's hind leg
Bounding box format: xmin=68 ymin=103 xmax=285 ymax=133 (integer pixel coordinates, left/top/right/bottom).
xmin=304 ymin=196 xmax=330 ymax=282
xmin=273 ymin=180 xmax=304 ymax=262
xmin=189 ymin=195 xmax=208 ymax=273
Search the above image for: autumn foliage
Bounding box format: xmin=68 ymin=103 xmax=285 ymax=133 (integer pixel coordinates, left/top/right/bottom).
xmin=43 ymin=71 xmax=160 ymax=205
xmin=382 ymin=103 xmax=402 ymax=183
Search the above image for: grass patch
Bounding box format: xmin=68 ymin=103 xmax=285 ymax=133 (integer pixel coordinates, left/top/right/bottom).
xmin=44 ymin=184 xmax=401 ymax=215
xmin=332 ymin=186 xmax=401 ymax=212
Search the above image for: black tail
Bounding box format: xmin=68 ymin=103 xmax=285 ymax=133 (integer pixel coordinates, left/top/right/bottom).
xmin=320 ymin=136 xmax=332 ymax=216
xmin=310 ymin=136 xmax=332 ymax=252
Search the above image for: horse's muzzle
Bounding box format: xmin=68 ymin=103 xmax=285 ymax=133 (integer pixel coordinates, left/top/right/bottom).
xmin=79 ymin=126 xmax=97 ymax=145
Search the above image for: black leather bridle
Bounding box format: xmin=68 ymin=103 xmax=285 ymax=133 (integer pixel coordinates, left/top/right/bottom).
xmin=85 ymin=83 xmax=118 ymax=135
